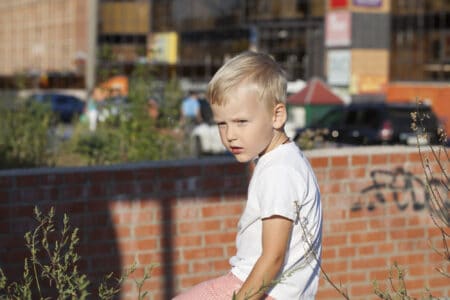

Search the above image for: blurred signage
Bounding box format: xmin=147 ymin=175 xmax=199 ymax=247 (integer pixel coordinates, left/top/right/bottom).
xmin=325 ymin=11 xmax=351 ymax=47
xmin=101 ymin=2 xmax=149 ymax=34
xmin=351 ymin=74 xmax=387 ymax=94
xmin=327 ymin=50 xmax=351 ymax=86
xmin=330 ymin=0 xmax=348 ymax=8
xmin=148 ymin=32 xmax=178 ymax=65
xmin=353 ymin=0 xmax=382 ymax=7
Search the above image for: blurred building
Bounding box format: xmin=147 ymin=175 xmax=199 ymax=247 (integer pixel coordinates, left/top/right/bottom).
xmin=0 ymin=0 xmax=88 ymax=88
xmin=1 ymin=1 xmax=449 ymax=103
xmin=148 ymin=0 xmax=326 ymax=82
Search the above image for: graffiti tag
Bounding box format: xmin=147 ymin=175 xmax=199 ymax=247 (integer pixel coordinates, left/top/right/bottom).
xmin=351 ymin=167 xmax=448 ymax=215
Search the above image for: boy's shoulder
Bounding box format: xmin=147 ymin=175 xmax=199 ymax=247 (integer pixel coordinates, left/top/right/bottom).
xmin=256 ymin=143 xmax=309 ymax=173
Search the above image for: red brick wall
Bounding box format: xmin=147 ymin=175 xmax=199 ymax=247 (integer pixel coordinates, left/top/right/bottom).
xmin=0 ymin=146 xmax=447 ymax=299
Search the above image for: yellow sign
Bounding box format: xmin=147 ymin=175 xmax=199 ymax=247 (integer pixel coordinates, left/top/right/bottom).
xmin=148 ymin=32 xmax=178 ymax=65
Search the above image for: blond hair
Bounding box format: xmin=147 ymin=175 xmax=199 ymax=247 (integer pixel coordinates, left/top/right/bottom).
xmin=207 ymin=51 xmax=287 ymax=109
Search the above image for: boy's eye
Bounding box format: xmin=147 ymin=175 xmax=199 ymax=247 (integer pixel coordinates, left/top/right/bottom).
xmin=216 ymin=122 xmax=226 ymax=129
xmin=236 ymin=120 xmax=247 ymax=126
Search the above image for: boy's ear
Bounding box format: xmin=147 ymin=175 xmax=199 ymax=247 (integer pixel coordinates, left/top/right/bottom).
xmin=272 ymin=103 xmax=287 ymax=129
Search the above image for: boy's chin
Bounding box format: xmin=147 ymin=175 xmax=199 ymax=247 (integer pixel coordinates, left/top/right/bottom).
xmin=232 ymin=154 xmax=253 ymax=163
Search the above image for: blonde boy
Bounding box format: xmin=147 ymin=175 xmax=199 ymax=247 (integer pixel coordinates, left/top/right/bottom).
xmin=173 ymin=51 xmax=322 ymax=300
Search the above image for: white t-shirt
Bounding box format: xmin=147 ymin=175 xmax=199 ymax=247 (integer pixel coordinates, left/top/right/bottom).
xmin=230 ymin=142 xmax=322 ymax=299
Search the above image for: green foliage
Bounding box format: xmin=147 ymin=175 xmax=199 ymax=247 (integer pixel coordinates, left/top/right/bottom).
xmin=0 ymin=99 xmax=55 ymax=169
xmin=373 ymin=262 xmax=434 ymax=300
xmin=0 ymin=207 xmax=89 ymax=299
xmin=70 ymin=65 xmax=181 ymax=165
xmin=295 ymin=128 xmax=329 ymax=150
xmin=157 ymin=79 xmax=183 ymax=129
xmin=0 ymin=207 xmax=153 ymax=300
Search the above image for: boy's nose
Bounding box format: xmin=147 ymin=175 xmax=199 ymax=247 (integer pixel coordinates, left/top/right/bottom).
xmin=226 ymin=126 xmax=237 ymax=141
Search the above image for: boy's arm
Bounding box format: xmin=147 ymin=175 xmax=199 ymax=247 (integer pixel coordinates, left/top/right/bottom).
xmin=234 ymin=216 xmax=293 ymax=300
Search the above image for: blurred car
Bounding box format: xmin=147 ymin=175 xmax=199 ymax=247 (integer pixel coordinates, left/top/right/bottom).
xmin=190 ymin=98 xmax=227 ymax=156
xmin=294 ymin=102 xmax=442 ymax=146
xmin=29 ymin=92 xmax=85 ymax=123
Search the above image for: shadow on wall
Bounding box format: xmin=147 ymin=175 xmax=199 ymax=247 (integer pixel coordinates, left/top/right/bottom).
xmin=0 ymin=157 xmax=249 ymax=299
xmin=0 ymin=168 xmax=124 ymax=298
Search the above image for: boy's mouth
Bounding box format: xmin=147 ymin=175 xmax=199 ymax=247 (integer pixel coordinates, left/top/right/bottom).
xmin=230 ymin=146 xmax=243 ymax=154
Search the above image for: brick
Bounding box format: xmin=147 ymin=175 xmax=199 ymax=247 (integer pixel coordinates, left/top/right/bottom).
xmin=372 ymin=154 xmax=388 ymax=164
xmin=192 ymin=261 xmax=214 ymax=273
xmin=134 ymin=224 xmax=161 ymax=237
xmin=183 ymin=247 xmax=224 ymax=260
xmin=333 ymin=272 xmax=367 ymax=283
xmin=321 ymin=260 xmax=348 ymax=273
xmin=407 ymin=151 xmax=422 ymax=163
xmin=140 ymin=278 xmax=163 ymax=292
xmin=224 ymin=163 xmax=248 ymax=175
xmin=322 ymin=234 xmax=348 ymax=247
xmin=201 ymin=203 xmax=243 ymax=218
xmin=329 ymin=168 xmax=352 ymax=180
xmin=350 ymin=231 xmax=387 ymax=244
xmin=135 ymin=238 xmax=158 ymax=251
xmin=178 ymin=220 xmax=221 ymax=233
xmin=350 ymin=283 xmax=374 ymax=297
xmin=351 ymin=155 xmax=369 ymax=165
xmin=138 ymin=252 xmax=162 ymax=265
xmin=390 ymin=153 xmax=408 ymax=164
xmin=358 ymin=245 xmax=376 ymax=256
xmin=0 ymin=176 xmax=15 ymax=188
xmin=340 ymin=220 xmax=368 ymax=231
xmin=204 ymin=232 xmax=235 ymax=244
xmin=172 ymin=205 xmax=200 ymax=220
xmin=15 ymin=175 xmax=41 ymax=187
xmin=320 ymin=182 xmax=343 ymax=194
xmin=390 ymin=228 xmax=425 ymax=240
xmin=351 ymin=257 xmax=387 ymax=269
xmin=331 ymin=156 xmax=348 ymax=167
xmin=172 ymin=263 xmax=189 ymax=274
xmin=316 ymin=286 xmax=349 ymax=299
xmin=338 ymin=247 xmax=356 ymax=257
xmin=213 ymin=259 xmax=230 ymax=272
xmin=322 ymin=248 xmax=336 ymax=259
xmin=309 ymin=157 xmax=329 ymax=168
xmin=350 ymin=167 xmax=367 ymax=178
xmin=390 ymin=253 xmax=427 ymax=265
xmin=377 ymin=243 xmax=395 ymax=253
xmin=173 ymin=235 xmax=202 ymax=248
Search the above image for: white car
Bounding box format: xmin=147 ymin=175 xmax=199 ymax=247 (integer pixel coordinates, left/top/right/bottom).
xmin=190 ymin=123 xmax=227 ymax=156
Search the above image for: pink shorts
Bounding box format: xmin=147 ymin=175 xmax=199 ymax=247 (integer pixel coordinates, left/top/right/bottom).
xmin=172 ymin=272 xmax=275 ymax=300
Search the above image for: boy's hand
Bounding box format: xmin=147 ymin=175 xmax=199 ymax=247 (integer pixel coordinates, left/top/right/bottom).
xmin=235 ymin=216 xmax=293 ymax=300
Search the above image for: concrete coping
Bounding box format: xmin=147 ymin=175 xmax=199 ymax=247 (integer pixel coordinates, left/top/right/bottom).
xmin=0 ymin=145 xmax=433 ymax=176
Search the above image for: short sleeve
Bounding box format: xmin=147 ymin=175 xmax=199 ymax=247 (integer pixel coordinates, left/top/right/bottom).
xmin=256 ymin=165 xmax=304 ymax=221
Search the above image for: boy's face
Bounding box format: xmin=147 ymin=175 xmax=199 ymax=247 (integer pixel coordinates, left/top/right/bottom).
xmin=211 ymin=83 xmax=278 ymax=162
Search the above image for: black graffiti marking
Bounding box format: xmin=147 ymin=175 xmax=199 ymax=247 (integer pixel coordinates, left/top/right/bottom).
xmin=351 ymin=167 xmax=447 ymax=213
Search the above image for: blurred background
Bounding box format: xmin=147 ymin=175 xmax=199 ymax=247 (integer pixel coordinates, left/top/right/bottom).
xmin=1 ymin=0 xmax=449 ymax=168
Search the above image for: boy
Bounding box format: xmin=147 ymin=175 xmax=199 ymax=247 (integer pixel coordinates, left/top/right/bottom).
xmin=174 ymin=51 xmax=322 ymax=299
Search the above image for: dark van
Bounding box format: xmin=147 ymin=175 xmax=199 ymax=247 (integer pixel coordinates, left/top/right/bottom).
xmin=294 ymin=102 xmax=442 ymax=146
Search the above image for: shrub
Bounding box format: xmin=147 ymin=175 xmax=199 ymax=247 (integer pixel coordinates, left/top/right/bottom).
xmin=0 ymin=99 xmax=55 ymax=169
xmin=0 ymin=207 xmax=153 ymax=300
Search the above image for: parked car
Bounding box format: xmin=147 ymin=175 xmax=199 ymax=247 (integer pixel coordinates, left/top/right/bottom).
xmin=29 ymin=92 xmax=85 ymax=123
xmin=190 ymin=98 xmax=227 ymax=156
xmin=294 ymin=102 xmax=442 ymax=146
